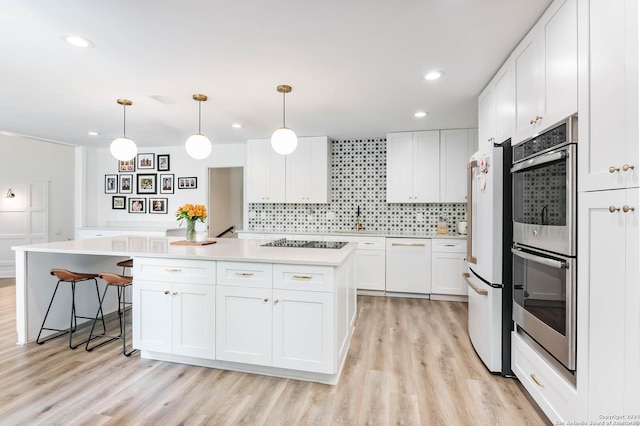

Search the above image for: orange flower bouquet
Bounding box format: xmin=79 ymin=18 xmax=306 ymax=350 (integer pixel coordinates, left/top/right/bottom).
xmin=176 ymin=204 xmax=207 ymax=242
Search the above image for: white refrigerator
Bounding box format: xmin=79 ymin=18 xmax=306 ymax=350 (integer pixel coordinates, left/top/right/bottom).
xmin=465 ymin=143 xmax=512 ymax=375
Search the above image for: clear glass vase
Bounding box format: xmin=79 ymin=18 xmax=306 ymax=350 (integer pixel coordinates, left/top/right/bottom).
xmin=186 ymin=220 xmax=197 ymax=242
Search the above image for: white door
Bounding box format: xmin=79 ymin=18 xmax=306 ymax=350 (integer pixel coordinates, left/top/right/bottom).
xmin=432 ymin=252 xmax=467 ymax=296
xmin=386 ymin=132 xmax=414 ymax=202
xmin=385 ymin=238 xmax=432 ymax=294
xmin=513 ymin=29 xmax=542 ymax=143
xmin=440 ymin=129 xmax=469 ymax=202
xmin=216 ymin=285 xmax=272 ymax=366
xmin=172 ymin=282 xmax=216 ymax=359
xmin=272 ymin=289 xmax=335 ymax=374
xmin=413 ymin=131 xmax=440 ymax=202
xmin=133 ymin=279 xmax=173 ymax=353
xmin=355 ymin=250 xmax=385 ymax=291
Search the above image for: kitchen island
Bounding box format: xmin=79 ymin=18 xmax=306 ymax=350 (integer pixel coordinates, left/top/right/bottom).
xmin=13 ymin=236 xmax=357 ymax=384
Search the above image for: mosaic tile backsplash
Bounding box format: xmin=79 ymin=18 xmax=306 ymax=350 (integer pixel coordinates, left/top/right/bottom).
xmin=248 ymin=138 xmax=467 ymax=233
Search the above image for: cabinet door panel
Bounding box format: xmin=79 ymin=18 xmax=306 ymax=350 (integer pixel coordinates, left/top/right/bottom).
xmin=133 ymin=280 xmax=172 ymax=353
xmin=355 ymin=250 xmax=385 ymax=291
xmin=387 ymin=133 xmax=414 ymax=202
xmin=413 ymin=131 xmax=440 ymax=202
xmin=431 ymin=252 xmax=467 ymax=296
xmin=216 ymin=286 xmax=272 ymax=365
xmin=272 ymin=289 xmax=335 ymax=374
xmin=172 ymin=282 xmax=216 ymax=359
xmin=494 ymin=62 xmax=515 ymax=144
xmin=479 ymin=86 xmax=496 ymax=148
xmin=385 ymin=238 xmax=432 ymax=294
xmin=440 ymin=129 xmax=469 ymax=202
xmin=514 ymin=30 xmax=542 ymax=143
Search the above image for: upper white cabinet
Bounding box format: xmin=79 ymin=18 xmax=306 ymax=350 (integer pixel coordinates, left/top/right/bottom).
xmin=246 ymin=137 xmax=329 ymax=204
xmin=478 ymin=59 xmax=515 ymax=152
xmin=387 ymin=131 xmax=440 ymax=203
xmin=440 ymin=129 xmax=475 ymax=202
xmin=246 ymin=139 xmax=286 ymax=203
xmin=578 ymin=0 xmax=639 ymax=192
xmin=286 ymin=136 xmax=329 ymax=203
xmin=387 ymin=130 xmax=474 ymax=203
xmin=513 ymin=0 xmax=577 ymax=144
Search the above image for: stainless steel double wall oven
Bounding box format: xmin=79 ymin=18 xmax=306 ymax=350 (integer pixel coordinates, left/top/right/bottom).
xmin=511 ymin=116 xmax=578 ymax=371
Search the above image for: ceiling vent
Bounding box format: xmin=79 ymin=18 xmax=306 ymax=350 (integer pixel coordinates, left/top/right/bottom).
xmin=147 ymin=94 xmax=179 ymax=105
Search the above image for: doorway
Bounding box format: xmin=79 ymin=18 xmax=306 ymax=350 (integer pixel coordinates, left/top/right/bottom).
xmin=208 ymin=167 xmax=243 ymax=238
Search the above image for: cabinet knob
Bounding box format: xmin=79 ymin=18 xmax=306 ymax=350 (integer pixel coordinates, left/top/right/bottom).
xmin=609 ymin=205 xmax=620 ymax=213
xmin=609 ymin=166 xmax=620 ymax=173
xmin=173 ymin=292 xmax=178 ymax=296
xmin=263 ymin=298 xmax=269 ymax=303
xmin=623 ymin=205 xmax=635 ymax=213
xmin=274 ymin=299 xmax=279 ymax=304
xmin=164 ymin=290 xmax=170 ymax=295
xmin=530 ymin=119 xmax=536 ymax=125
xmin=623 ymin=163 xmax=635 ymax=172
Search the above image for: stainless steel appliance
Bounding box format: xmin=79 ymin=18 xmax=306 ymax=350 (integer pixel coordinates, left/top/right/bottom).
xmin=465 ymin=140 xmax=513 ymax=376
xmin=512 ymin=244 xmax=576 ymax=370
xmin=511 ymin=116 xmax=578 ymax=256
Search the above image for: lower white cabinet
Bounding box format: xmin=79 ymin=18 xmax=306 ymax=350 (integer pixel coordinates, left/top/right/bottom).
xmin=133 ymin=279 xmax=216 ymax=359
xmin=385 ymin=238 xmax=432 ymax=294
xmin=431 ymin=239 xmax=468 ymax=296
xmin=324 ymin=235 xmax=386 ymax=291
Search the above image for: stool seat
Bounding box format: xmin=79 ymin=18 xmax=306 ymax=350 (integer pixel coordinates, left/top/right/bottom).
xmin=50 ymin=269 xmax=99 ymax=281
xmin=98 ymin=272 xmax=132 ymax=286
xmin=116 ymin=259 xmax=133 ymax=268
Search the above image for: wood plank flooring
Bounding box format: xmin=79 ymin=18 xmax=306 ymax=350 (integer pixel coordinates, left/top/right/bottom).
xmin=0 ymin=280 xmax=550 ymax=425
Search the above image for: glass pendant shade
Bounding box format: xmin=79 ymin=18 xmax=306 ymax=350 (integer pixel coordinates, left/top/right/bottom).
xmin=270 ymin=127 xmax=298 ymax=155
xmin=185 ymin=133 xmax=212 ymax=160
xmin=110 ymin=136 xmax=137 ymax=161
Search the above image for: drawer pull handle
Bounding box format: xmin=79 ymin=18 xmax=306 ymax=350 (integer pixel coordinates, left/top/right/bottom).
xmin=164 ymin=290 xmax=170 ymax=295
xmin=364 ymin=242 xmax=375 ymax=245
xmin=530 ymin=373 xmax=545 ymax=388
xmin=391 ymin=243 xmax=425 ymax=247
xmin=235 ymin=272 xmax=254 ymax=277
xmin=443 ymin=244 xmax=456 ymax=247
xmin=166 ymin=268 xmax=182 ymax=272
xmin=293 ymin=275 xmax=312 ymax=280
xmin=462 ymin=273 xmax=488 ymax=296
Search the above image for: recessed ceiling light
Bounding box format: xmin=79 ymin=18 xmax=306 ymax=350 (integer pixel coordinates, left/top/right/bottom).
xmin=424 ymin=71 xmax=443 ymax=81
xmin=414 ymin=111 xmax=429 ymax=118
xmin=88 ymin=131 xmax=100 ymax=136
xmin=63 ymin=35 xmax=94 ymax=48
xmin=232 ymin=123 xmax=242 ymax=129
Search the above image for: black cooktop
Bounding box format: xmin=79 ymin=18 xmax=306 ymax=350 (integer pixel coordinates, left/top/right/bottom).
xmin=261 ymin=239 xmax=348 ymax=249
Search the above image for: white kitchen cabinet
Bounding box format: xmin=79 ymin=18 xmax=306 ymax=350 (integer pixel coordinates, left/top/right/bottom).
xmin=246 ymin=137 xmax=329 ymax=204
xmin=133 ymin=258 xmax=216 ymax=359
xmin=324 ymin=235 xmax=386 ymax=291
xmin=246 ymin=139 xmax=286 ymax=203
xmin=385 ymin=238 xmax=431 ymax=294
xmin=513 ymin=0 xmax=577 ymax=144
xmin=478 ymin=59 xmax=515 ymax=153
xmin=579 ymin=188 xmax=639 ymax=419
xmin=440 ymin=129 xmax=474 ymax=202
xmin=286 ymin=136 xmax=329 ymax=203
xmin=387 ymin=131 xmax=440 ymax=203
xmin=431 ymin=239 xmax=467 ymax=296
xmin=578 ymin=0 xmax=639 ymax=192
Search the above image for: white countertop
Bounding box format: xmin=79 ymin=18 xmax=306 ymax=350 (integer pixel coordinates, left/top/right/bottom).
xmin=237 ymin=229 xmax=468 ymax=239
xmin=13 ymin=236 xmax=357 ymax=267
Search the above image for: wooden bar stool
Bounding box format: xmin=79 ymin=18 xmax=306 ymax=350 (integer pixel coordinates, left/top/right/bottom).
xmin=85 ymin=272 xmax=137 ymax=356
xmin=117 ymin=259 xmax=133 ymax=275
xmin=36 ymin=269 xmax=106 ymax=349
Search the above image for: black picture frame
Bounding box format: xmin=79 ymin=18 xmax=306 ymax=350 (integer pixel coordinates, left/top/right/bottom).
xmin=149 ymin=197 xmax=168 ymax=214
xmin=159 ymin=174 xmax=174 ymax=194
xmin=157 ymin=154 xmax=170 ymax=171
xmin=136 ymin=174 xmax=157 ymax=194
xmin=178 ymin=176 xmax=198 ymax=189
xmin=128 ymin=197 xmax=146 ymax=213
xmin=105 ymin=174 xmax=118 ymax=194
xmin=137 ymin=153 xmax=155 ymax=170
xmin=112 ymin=196 xmax=126 ymax=209
xmin=118 ymin=159 xmax=135 ymax=172
xmin=119 ymin=174 xmax=133 ymax=194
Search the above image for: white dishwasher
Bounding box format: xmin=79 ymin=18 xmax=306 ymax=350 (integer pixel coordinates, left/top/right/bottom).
xmin=385 ymin=238 xmax=432 ymax=294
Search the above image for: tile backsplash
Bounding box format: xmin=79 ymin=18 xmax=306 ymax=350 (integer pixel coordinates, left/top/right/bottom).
xmin=248 ymin=138 xmax=467 ymax=233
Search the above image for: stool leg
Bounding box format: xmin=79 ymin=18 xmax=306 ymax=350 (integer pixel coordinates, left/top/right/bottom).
xmin=86 ymin=284 xmax=111 ymax=352
xmin=36 ymin=280 xmax=63 ymax=344
xmin=93 ymin=278 xmax=107 ymax=335
xmin=122 ymin=284 xmax=136 ymax=357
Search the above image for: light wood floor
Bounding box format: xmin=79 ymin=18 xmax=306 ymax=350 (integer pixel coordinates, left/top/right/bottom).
xmin=0 ymin=279 xmax=549 ymax=425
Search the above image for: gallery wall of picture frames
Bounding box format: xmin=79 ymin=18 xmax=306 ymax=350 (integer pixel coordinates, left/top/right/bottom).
xmin=106 ymin=153 xmax=197 ymax=214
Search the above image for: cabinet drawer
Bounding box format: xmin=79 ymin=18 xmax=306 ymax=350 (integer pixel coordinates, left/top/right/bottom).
xmin=432 ymin=239 xmax=466 ymax=253
xmin=217 ymin=262 xmax=272 ymax=288
xmin=134 ymin=257 xmax=216 ymax=284
xmin=273 ymin=264 xmax=334 ymax=293
xmin=511 ymin=331 xmax=578 ymax=423
xmin=324 ymin=235 xmax=385 ymax=250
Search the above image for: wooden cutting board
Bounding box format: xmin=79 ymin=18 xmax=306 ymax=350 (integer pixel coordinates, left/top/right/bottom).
xmin=170 ymin=240 xmax=217 ymax=246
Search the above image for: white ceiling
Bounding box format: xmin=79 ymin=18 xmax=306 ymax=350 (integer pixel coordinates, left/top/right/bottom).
xmin=0 ymin=0 xmax=552 ymax=149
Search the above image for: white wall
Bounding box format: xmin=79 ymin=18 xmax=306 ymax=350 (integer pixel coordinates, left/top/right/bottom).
xmin=79 ymin=143 xmax=246 ymax=229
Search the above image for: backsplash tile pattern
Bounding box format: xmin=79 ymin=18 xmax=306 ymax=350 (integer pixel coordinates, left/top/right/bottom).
xmin=248 ymin=138 xmax=467 ymax=233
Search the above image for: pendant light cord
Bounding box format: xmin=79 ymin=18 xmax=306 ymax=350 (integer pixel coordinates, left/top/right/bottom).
xmin=122 ymin=104 xmax=127 ymax=137
xmin=282 ymin=90 xmax=286 ymax=127
xmin=198 ymin=100 xmax=202 ymax=134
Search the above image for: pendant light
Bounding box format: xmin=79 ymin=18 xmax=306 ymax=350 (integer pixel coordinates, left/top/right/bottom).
xmin=110 ymin=99 xmax=138 ymax=161
xmin=270 ymin=84 xmax=297 ymax=155
xmin=185 ymin=94 xmax=212 ymax=160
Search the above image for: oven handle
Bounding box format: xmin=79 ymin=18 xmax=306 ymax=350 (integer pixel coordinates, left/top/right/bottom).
xmin=511 ymin=247 xmax=568 ymax=269
xmin=462 ymin=273 xmax=488 ymax=296
xmin=510 ymin=149 xmax=567 ymax=173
